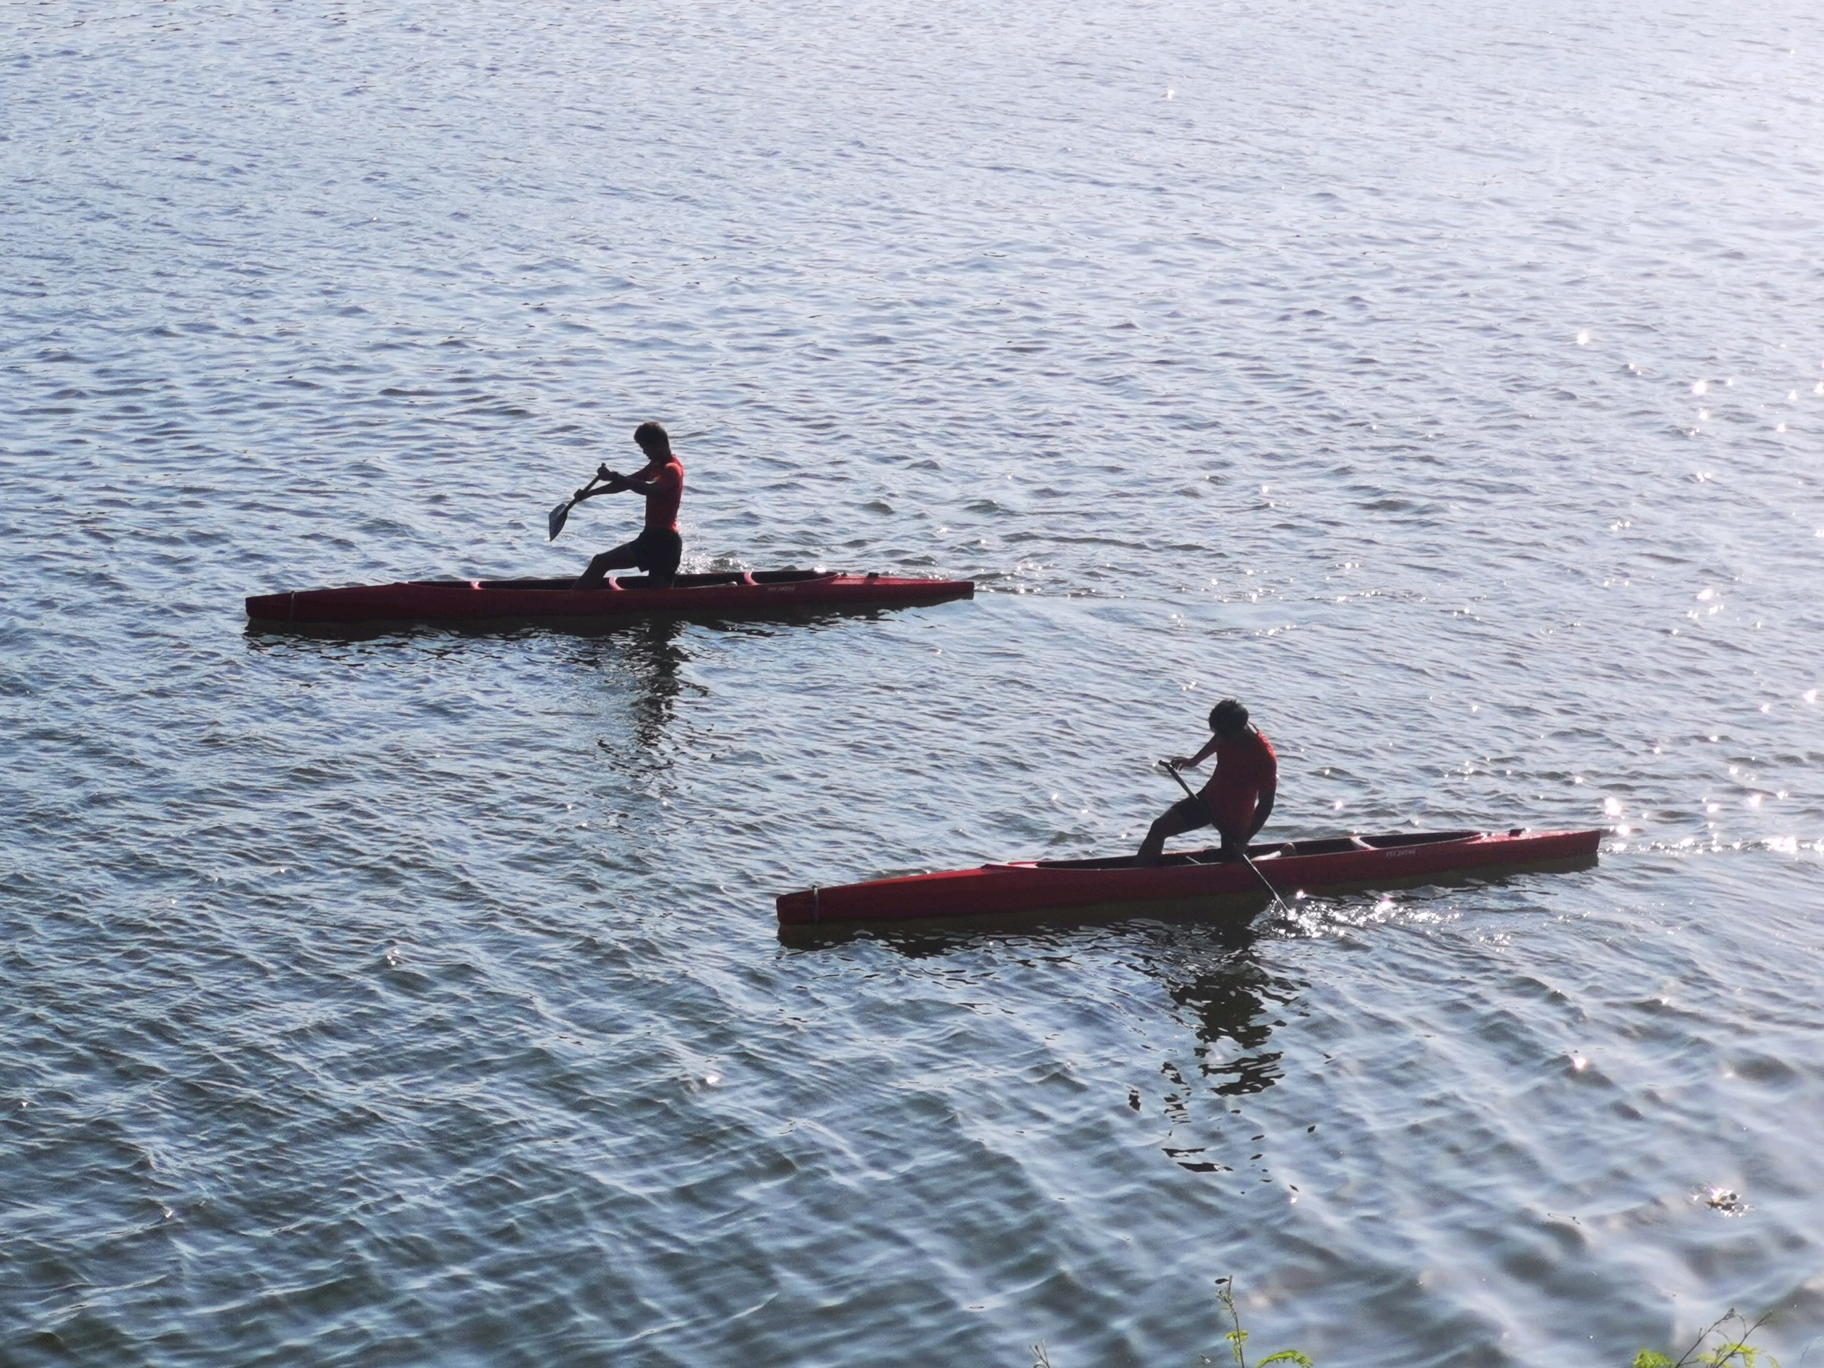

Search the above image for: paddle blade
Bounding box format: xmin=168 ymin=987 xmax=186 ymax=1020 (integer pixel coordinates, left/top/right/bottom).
xmin=547 ymin=499 xmax=572 ymax=541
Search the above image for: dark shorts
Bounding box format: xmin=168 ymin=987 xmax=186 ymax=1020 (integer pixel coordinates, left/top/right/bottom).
xmin=1159 ymin=795 xmax=1247 ymax=859
xmin=1164 ymin=795 xmax=1216 ymax=832
xmin=632 ymin=527 xmax=683 ymax=578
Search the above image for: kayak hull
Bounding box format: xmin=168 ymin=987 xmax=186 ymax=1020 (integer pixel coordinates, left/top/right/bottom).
xmin=776 ymin=828 xmax=1603 ymax=927
xmin=246 ymin=569 xmax=973 ymax=626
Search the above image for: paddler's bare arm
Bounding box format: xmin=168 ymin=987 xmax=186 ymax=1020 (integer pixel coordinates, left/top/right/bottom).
xmin=619 ymin=467 xmax=666 ymax=496
xmin=578 ymin=469 xmax=662 ymax=500
xmin=573 ymin=467 xmax=631 ymax=502
xmin=1246 ymin=781 xmax=1277 ymax=839
xmin=1169 ymin=738 xmax=1221 ymax=771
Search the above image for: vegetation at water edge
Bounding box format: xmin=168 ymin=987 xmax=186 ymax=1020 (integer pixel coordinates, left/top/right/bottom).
xmin=1632 ymin=1308 xmax=1779 ymax=1368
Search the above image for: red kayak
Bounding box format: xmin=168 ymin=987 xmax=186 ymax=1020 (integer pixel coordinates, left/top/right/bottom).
xmin=777 ymin=828 xmax=1603 ymax=927
xmin=246 ymin=569 xmax=973 ymax=626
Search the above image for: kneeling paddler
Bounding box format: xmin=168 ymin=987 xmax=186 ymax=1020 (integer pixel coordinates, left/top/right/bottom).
xmin=572 ymin=421 xmax=685 ymax=588
xmin=1138 ymin=698 xmax=1277 ymax=866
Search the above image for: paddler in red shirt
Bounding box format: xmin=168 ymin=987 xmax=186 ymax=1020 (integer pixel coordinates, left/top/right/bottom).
xmin=1137 ymin=698 xmax=1278 ymax=865
xmin=574 ymin=421 xmax=685 ymax=588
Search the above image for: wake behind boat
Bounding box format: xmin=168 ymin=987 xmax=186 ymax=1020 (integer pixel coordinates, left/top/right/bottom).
xmin=246 ymin=569 xmax=973 ymax=627
xmin=777 ymin=827 xmax=1603 ymax=928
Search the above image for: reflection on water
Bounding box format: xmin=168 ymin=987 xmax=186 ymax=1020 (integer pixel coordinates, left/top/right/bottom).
xmin=246 ymin=616 xmax=696 ymax=759
xmin=11 ymin=0 xmax=1824 ymax=1358
xmin=1144 ymin=927 xmax=1295 ymax=1097
xmin=1131 ymin=923 xmax=1305 ymax=1180
xmin=798 ymin=917 xmax=1305 ymax=1181
xmin=568 ymin=618 xmax=693 ymax=760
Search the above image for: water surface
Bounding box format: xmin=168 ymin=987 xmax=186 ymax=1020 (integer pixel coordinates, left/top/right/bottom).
xmin=4 ymin=0 xmax=1823 ymax=1363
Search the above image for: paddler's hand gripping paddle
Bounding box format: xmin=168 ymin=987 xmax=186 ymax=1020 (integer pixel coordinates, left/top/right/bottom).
xmin=1157 ymin=759 xmax=1293 ymax=914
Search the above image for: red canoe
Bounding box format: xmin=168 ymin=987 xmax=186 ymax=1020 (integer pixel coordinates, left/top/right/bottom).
xmin=777 ymin=828 xmax=1603 ymax=927
xmin=246 ymin=569 xmax=973 ymax=626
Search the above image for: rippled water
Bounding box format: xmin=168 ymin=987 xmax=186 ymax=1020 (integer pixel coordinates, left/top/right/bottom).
xmin=5 ymin=0 xmax=1823 ymax=1363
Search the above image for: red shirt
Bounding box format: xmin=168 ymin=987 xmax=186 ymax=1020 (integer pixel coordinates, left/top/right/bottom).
xmin=1199 ymin=728 xmax=1277 ymax=833
xmin=641 ymin=456 xmax=684 ymax=532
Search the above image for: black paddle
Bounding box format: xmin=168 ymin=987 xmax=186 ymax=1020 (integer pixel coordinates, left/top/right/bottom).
xmin=1158 ymin=760 xmax=1293 ymax=915
xmin=547 ymin=465 xmax=620 ymax=542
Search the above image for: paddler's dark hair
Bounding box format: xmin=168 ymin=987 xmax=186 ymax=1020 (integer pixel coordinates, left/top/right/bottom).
xmin=1208 ymin=698 xmax=1249 ymax=737
xmin=633 ymin=421 xmax=671 ymax=455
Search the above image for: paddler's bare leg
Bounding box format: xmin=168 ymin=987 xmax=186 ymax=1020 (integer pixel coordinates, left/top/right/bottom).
xmin=1136 ymin=796 xmax=1211 ymax=866
xmin=577 ymin=540 xmax=640 ymax=589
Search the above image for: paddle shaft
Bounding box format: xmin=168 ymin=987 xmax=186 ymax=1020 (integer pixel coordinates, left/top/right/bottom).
xmin=1160 ymin=761 xmax=1292 ymax=913
xmin=548 ymin=467 xmax=616 ymax=541
xmin=578 ymin=468 xmax=623 ymax=505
